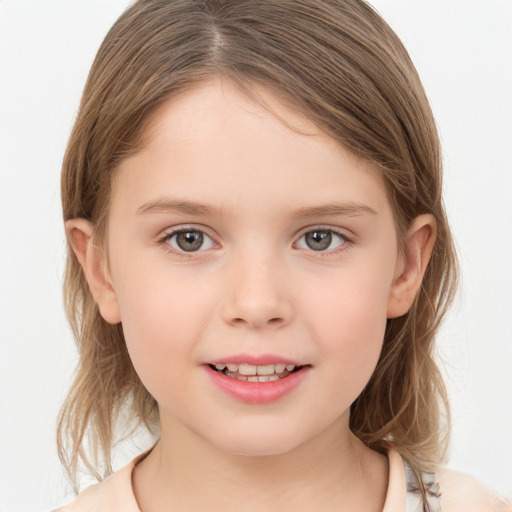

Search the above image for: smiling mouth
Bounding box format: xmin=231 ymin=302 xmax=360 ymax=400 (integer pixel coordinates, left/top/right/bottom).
xmin=208 ymin=363 xmax=304 ymax=382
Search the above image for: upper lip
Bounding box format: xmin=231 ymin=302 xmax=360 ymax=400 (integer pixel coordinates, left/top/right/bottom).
xmin=206 ymin=353 xmax=304 ymax=366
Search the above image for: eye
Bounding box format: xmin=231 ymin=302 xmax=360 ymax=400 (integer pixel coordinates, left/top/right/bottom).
xmin=296 ymin=229 xmax=348 ymax=252
xmin=162 ymin=228 xmax=215 ymax=253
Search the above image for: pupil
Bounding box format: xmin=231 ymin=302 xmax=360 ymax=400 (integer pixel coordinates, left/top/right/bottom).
xmin=177 ymin=231 xmax=203 ymax=251
xmin=306 ymin=230 xmax=331 ymax=251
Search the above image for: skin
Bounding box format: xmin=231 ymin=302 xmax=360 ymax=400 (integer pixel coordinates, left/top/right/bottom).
xmin=68 ymin=79 xmax=436 ymax=511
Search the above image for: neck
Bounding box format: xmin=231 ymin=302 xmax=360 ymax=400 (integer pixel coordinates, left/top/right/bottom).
xmin=133 ymin=412 xmax=388 ymax=512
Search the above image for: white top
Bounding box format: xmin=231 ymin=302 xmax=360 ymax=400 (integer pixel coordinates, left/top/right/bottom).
xmin=58 ymin=449 xmax=511 ymax=512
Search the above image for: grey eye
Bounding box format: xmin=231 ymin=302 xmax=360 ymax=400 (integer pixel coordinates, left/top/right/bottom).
xmin=297 ymin=230 xmax=346 ymax=252
xmin=167 ymin=230 xmax=214 ymax=252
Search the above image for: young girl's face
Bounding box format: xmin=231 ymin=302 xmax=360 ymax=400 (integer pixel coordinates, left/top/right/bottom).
xmin=98 ymin=79 xmax=412 ymax=456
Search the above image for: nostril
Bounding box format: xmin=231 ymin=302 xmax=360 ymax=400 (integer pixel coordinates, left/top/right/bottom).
xmin=222 ymin=297 xmax=292 ymax=328
xmin=231 ymin=317 xmax=283 ymax=325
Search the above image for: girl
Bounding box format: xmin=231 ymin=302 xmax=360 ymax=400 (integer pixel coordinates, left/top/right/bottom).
xmin=55 ymin=1 xmax=510 ymax=511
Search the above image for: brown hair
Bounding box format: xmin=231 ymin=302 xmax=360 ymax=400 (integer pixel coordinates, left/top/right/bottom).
xmin=58 ymin=0 xmax=458 ymax=501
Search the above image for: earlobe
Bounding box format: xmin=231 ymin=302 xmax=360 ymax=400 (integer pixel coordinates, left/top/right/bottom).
xmin=387 ymin=214 xmax=437 ymax=319
xmin=65 ymin=219 xmax=121 ymax=324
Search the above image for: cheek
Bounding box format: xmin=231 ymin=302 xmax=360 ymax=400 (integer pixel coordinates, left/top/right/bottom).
xmin=305 ymin=262 xmax=392 ymax=342
xmin=320 ymin=292 xmax=387 ymax=376
xmin=111 ymin=264 xmax=214 ymax=396
xmin=113 ymin=255 xmax=210 ymax=337
xmin=301 ymin=264 xmax=393 ymax=397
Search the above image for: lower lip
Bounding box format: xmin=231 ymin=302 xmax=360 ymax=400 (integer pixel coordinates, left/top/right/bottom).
xmin=204 ymin=365 xmax=309 ymax=404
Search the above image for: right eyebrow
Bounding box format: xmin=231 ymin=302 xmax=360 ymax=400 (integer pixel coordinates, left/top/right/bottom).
xmin=136 ymin=198 xmax=225 ymax=217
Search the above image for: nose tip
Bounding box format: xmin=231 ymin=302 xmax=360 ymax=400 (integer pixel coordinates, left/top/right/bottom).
xmin=221 ymin=263 xmax=293 ymax=329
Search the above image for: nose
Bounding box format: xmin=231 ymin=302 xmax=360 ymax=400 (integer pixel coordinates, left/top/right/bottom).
xmin=221 ymin=251 xmax=293 ymax=330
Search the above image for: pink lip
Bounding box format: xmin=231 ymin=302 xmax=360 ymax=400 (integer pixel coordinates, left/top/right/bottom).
xmin=204 ymin=364 xmax=310 ymax=404
xmin=207 ymin=353 xmax=302 ymax=366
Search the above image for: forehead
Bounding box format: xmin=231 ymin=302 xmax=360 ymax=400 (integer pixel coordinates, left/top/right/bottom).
xmin=112 ymin=78 xmax=392 ymax=223
xmin=140 ymin=78 xmax=328 ymax=156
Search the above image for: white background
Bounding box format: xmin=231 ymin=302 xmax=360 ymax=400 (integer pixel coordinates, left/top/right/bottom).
xmin=0 ymin=1 xmax=511 ymax=510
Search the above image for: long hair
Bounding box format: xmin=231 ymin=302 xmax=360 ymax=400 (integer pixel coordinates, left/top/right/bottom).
xmin=58 ymin=0 xmax=458 ymax=497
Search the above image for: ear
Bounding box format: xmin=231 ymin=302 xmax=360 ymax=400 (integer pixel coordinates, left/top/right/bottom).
xmin=387 ymin=214 xmax=437 ymax=319
xmin=65 ymin=218 xmax=121 ymax=324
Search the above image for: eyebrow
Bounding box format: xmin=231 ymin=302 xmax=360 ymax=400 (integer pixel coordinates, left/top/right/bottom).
xmin=137 ymin=199 xmax=224 ymax=217
xmin=136 ymin=198 xmax=377 ymax=218
xmin=290 ymin=202 xmax=377 ymax=219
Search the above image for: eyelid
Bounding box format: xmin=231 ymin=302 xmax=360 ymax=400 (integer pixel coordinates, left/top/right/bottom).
xmin=157 ymin=225 xmax=218 ymax=256
xmin=156 ymin=224 xmax=354 ymax=257
xmin=294 ymin=225 xmax=353 ymax=254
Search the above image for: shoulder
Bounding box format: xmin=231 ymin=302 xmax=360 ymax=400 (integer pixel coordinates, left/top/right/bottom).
xmin=55 ymin=482 xmax=101 ymax=512
xmin=437 ymin=466 xmax=512 ymax=512
xmin=56 ymin=458 xmax=141 ymax=512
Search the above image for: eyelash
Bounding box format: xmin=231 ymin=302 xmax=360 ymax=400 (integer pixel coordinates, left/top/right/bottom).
xmin=295 ymin=226 xmax=352 ymax=256
xmin=157 ymin=227 xmax=216 ymax=259
xmin=157 ymin=225 xmax=353 ymax=258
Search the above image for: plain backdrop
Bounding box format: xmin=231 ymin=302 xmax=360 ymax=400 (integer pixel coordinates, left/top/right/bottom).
xmin=0 ymin=1 xmax=511 ymax=510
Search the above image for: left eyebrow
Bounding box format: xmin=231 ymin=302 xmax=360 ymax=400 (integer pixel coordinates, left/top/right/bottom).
xmin=290 ymin=202 xmax=377 ymax=220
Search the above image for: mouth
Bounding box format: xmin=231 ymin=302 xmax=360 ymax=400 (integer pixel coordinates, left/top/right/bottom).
xmin=208 ymin=363 xmax=304 ymax=382
xmin=205 ymin=360 xmax=310 ymax=404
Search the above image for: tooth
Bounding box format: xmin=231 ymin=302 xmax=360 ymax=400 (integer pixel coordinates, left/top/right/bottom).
xmin=258 ymin=376 xmax=270 ymax=382
xmin=238 ymin=364 xmax=257 ymax=376
xmin=215 ymin=364 xmax=226 ymax=370
xmin=256 ymin=364 xmax=275 ymax=376
xmin=247 ymin=376 xmax=259 ymax=382
xmin=236 ymin=375 xmax=248 ymax=381
xmin=285 ymin=364 xmax=296 ymax=371
xmin=275 ymin=364 xmax=286 ymax=373
xmin=268 ymin=375 xmax=279 ymax=381
xmin=227 ymin=363 xmax=238 ymax=372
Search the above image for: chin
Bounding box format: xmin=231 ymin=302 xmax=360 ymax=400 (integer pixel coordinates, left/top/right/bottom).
xmin=205 ymin=420 xmax=311 ymax=458
xmin=219 ymin=439 xmax=300 ymax=458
